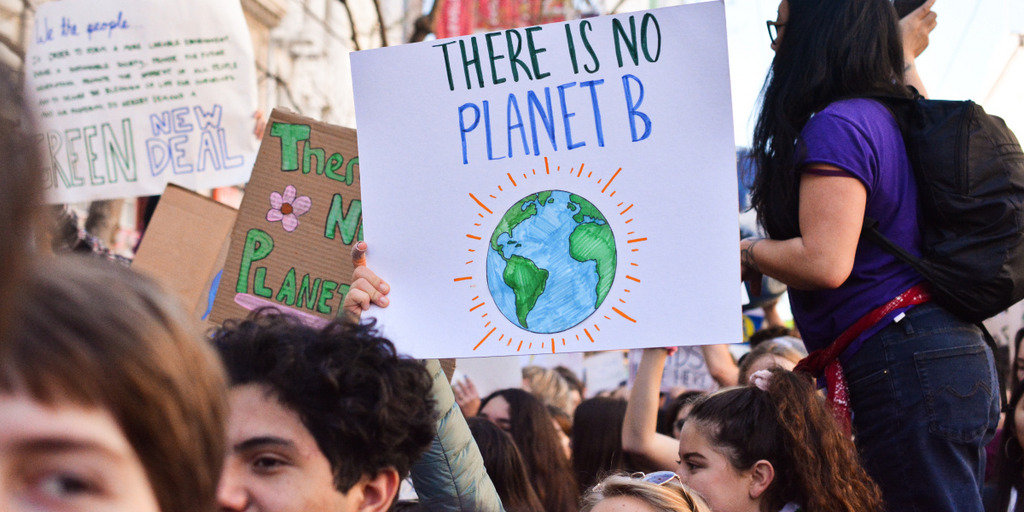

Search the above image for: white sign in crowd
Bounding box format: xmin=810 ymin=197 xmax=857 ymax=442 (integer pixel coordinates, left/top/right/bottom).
xmin=352 ymin=2 xmax=740 ymax=358
xmin=24 ymin=0 xmax=260 ymax=203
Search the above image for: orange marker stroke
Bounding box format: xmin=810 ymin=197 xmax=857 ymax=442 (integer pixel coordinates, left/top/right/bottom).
xmin=612 ymin=307 xmax=637 ymax=323
xmin=601 ymin=167 xmax=622 ymax=193
xmin=474 ymin=327 xmax=496 ymax=350
xmin=469 ymin=193 xmax=494 ymax=214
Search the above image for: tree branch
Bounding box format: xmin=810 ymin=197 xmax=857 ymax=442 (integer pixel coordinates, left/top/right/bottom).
xmin=336 ymin=0 xmax=361 ymax=51
xmin=371 ymin=0 xmax=389 ymax=47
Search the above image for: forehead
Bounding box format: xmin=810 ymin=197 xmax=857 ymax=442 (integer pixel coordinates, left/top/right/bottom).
xmin=481 ymin=395 xmax=511 ymax=419
xmin=226 ymin=384 xmax=319 ymax=452
xmin=0 ymin=392 xmax=136 ymax=467
xmin=0 ymin=392 xmax=129 ymax=448
xmin=678 ymin=420 xmax=722 ymax=460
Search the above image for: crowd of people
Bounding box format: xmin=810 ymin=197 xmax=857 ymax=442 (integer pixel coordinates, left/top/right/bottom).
xmin=2 ymin=0 xmax=1019 ymax=511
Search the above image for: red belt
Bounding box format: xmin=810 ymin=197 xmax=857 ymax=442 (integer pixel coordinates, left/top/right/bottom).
xmin=794 ymin=283 xmax=931 ymax=435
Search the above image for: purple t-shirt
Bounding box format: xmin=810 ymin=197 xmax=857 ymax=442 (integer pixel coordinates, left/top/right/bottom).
xmin=789 ymin=99 xmax=924 ymax=353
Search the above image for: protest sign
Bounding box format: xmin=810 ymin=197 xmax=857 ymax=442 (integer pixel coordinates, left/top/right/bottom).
xmin=351 ymin=2 xmax=739 ymax=358
xmin=132 ymin=184 xmax=236 ymax=322
xmin=582 ymin=351 xmax=628 ymax=398
xmin=24 ymin=0 xmax=259 ymax=203
xmin=453 ymin=357 xmax=524 ymax=399
xmin=209 ymin=109 xmax=362 ymax=327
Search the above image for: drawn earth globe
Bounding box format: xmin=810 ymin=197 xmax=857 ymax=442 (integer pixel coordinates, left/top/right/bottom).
xmin=485 ymin=190 xmax=616 ymax=334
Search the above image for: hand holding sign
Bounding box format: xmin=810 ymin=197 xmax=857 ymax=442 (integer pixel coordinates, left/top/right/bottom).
xmin=343 ymin=241 xmax=391 ymax=322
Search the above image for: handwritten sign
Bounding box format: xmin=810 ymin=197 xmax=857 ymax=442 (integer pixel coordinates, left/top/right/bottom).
xmin=209 ymin=109 xmax=362 ymax=327
xmin=351 ymin=3 xmax=740 ymax=358
xmin=24 ymin=0 xmax=259 ymax=203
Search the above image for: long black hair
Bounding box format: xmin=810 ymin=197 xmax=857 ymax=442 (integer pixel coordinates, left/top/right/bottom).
xmin=479 ymin=388 xmax=578 ymax=512
xmin=467 ymin=417 xmax=545 ymax=512
xmin=994 ymin=381 xmax=1024 ymax=512
xmin=571 ymin=397 xmax=637 ymax=494
xmin=750 ymin=0 xmax=908 ymax=240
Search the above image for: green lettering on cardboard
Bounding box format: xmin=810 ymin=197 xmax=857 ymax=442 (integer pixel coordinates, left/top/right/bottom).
xmin=253 ymin=267 xmax=273 ymax=298
xmin=270 ymin=122 xmax=311 ymax=171
xmin=302 ymin=146 xmax=325 ymax=175
xmin=334 ymin=284 xmax=351 ymax=318
xmin=344 ymin=157 xmax=358 ymax=186
xmin=324 ymin=194 xmax=362 ymax=245
xmin=325 ymin=153 xmax=345 ymax=183
xmin=297 ymin=274 xmax=321 ymax=311
xmin=236 ymin=228 xmax=274 ymax=293
xmin=276 ymin=267 xmax=297 ymax=305
xmin=316 ymin=280 xmax=338 ymax=314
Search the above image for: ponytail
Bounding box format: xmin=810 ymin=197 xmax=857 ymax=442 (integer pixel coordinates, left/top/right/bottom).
xmin=689 ymin=369 xmax=883 ymax=512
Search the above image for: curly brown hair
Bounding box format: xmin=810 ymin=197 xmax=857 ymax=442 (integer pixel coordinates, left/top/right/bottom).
xmin=689 ymin=368 xmax=883 ymax=512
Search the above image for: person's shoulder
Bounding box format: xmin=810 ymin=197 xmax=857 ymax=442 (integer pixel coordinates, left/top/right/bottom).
xmin=818 ymin=98 xmax=892 ymax=125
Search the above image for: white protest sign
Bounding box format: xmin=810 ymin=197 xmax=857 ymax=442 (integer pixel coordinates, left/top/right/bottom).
xmin=351 ymin=2 xmax=739 ymax=358
xmin=25 ymin=0 xmax=259 ymax=203
xmin=453 ymin=357 xmax=524 ymax=399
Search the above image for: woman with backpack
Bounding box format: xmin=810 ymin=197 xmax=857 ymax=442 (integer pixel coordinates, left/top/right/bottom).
xmin=740 ymin=0 xmax=999 ymax=510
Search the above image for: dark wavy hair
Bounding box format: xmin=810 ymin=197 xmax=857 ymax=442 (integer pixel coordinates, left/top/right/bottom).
xmin=688 ymin=368 xmax=883 ymax=512
xmin=211 ymin=313 xmax=436 ymax=491
xmin=994 ymin=381 xmax=1024 ymax=512
xmin=750 ymin=0 xmax=908 ymax=239
xmin=467 ymin=417 xmax=545 ymax=512
xmin=480 ymin=388 xmax=578 ymax=512
xmin=571 ymin=397 xmax=637 ymax=494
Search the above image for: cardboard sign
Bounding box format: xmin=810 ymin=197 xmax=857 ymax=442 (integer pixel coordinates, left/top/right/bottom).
xmin=350 ymin=3 xmax=740 ymax=358
xmin=24 ymin=0 xmax=259 ymax=203
xmin=209 ymin=109 xmax=362 ymax=326
xmin=131 ymin=184 xmax=236 ymax=321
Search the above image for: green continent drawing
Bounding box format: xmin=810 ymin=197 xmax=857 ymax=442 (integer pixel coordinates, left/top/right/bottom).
xmin=486 ymin=190 xmax=616 ymax=334
xmin=503 ymin=255 xmax=549 ymax=328
xmin=569 ymin=222 xmax=616 ymax=307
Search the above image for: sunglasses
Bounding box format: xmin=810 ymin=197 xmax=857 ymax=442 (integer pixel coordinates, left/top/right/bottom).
xmin=632 ymin=471 xmax=698 ymax=511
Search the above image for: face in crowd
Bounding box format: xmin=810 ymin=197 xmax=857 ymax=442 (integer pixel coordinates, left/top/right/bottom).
xmin=0 ymin=258 xmax=228 ymax=512
xmin=211 ymin=314 xmax=436 ymax=512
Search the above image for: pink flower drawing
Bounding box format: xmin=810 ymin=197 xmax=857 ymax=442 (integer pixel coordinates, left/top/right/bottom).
xmin=267 ymin=185 xmax=311 ymax=232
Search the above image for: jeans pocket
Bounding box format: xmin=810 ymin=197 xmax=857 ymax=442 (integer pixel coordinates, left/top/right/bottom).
xmin=914 ymin=343 xmax=994 ymax=443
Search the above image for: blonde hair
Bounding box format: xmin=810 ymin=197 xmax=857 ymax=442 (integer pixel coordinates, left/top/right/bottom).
xmin=522 ymin=365 xmax=576 ymax=415
xmin=579 ymin=475 xmax=712 ymax=512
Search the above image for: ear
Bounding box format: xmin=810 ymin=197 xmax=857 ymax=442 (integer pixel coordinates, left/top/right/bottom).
xmin=356 ymin=468 xmax=401 ymax=512
xmin=748 ymin=460 xmax=775 ymax=499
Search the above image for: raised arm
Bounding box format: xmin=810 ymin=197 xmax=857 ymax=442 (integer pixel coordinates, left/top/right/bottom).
xmin=701 ymin=344 xmax=739 ymax=388
xmin=899 ymin=0 xmax=937 ymax=98
xmin=622 ymin=348 xmax=684 ymax=471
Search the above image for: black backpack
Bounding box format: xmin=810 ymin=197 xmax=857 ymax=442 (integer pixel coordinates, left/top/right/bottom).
xmin=863 ymin=88 xmax=1024 ymax=323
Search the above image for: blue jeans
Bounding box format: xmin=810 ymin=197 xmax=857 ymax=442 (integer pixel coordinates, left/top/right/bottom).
xmin=843 ymin=302 xmax=999 ymax=512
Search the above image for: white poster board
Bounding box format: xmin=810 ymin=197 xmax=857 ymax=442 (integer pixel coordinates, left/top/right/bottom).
xmin=24 ymin=0 xmax=259 ymax=203
xmin=351 ymin=2 xmax=739 ymax=358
